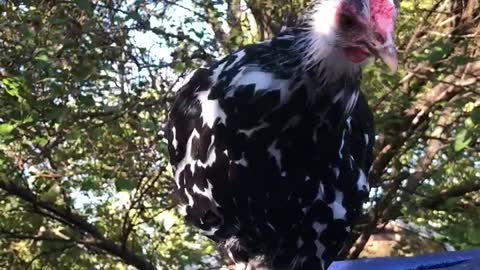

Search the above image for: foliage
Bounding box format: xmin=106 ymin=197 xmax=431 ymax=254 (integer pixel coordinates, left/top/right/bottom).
xmin=0 ymin=0 xmax=478 ymax=269
xmin=0 ymin=0 xmax=216 ymax=269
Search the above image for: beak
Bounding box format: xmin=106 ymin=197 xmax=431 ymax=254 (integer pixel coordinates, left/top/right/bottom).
xmin=365 ymin=33 xmax=398 ymax=73
xmin=376 ymin=44 xmax=398 ymax=73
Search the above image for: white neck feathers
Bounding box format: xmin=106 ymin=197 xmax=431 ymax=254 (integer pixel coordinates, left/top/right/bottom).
xmin=296 ymin=0 xmax=361 ymax=80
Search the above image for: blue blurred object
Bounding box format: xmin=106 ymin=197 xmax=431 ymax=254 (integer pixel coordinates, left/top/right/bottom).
xmin=328 ymin=249 xmax=480 ymax=270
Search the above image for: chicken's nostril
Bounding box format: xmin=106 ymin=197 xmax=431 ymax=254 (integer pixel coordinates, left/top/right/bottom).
xmin=374 ymin=31 xmax=386 ymax=44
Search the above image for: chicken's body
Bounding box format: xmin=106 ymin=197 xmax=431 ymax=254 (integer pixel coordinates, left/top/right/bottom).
xmin=167 ymin=0 xmax=399 ymax=268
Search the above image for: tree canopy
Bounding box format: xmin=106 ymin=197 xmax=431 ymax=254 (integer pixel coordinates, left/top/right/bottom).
xmin=0 ymin=0 xmax=478 ymax=269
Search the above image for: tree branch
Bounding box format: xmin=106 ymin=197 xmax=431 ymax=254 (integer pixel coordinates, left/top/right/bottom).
xmin=0 ymin=180 xmax=157 ymax=270
xmin=371 ymin=61 xmax=480 ymax=186
xmin=422 ymin=182 xmax=480 ymax=209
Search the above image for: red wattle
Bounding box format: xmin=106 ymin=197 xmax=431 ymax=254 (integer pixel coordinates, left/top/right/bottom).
xmin=344 ymin=47 xmax=370 ymax=63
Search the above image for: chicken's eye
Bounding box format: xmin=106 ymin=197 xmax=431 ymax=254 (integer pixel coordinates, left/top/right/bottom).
xmin=340 ymin=14 xmax=356 ymax=30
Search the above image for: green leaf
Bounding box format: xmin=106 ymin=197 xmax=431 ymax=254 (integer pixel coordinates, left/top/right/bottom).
xmin=88 ymin=128 xmax=103 ymax=140
xmin=1 ymin=78 xmax=22 ymax=98
xmin=66 ymin=129 xmax=82 ymax=141
xmin=40 ymin=184 xmax=61 ymax=203
xmin=0 ymin=123 xmax=15 ymax=135
xmin=115 ymin=179 xmax=136 ymax=192
xmin=5 ymin=87 xmax=19 ymax=98
xmin=108 ymin=122 xmax=123 ymax=136
xmin=81 ymin=177 xmax=98 ymax=191
xmin=34 ymin=137 xmax=49 ymax=147
xmin=35 ymin=53 xmax=49 ymax=63
xmin=467 ymin=227 xmax=480 ymax=244
xmin=451 ymin=56 xmax=475 ymax=66
xmin=79 ymin=95 xmax=96 ymax=107
xmin=427 ymin=40 xmax=454 ymax=64
xmin=454 ymin=129 xmax=472 ymax=152
xmin=75 ymin=0 xmax=92 ymax=12
xmin=127 ymin=11 xmax=141 ymax=21
xmin=19 ymin=24 xmax=33 ymax=39
xmin=471 ymin=108 xmax=480 ymax=125
xmin=46 ymin=107 xmax=68 ymax=121
xmin=157 ymin=142 xmax=168 ymax=155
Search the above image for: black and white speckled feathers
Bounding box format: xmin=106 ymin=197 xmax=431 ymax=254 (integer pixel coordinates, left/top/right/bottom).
xmin=166 ymin=27 xmax=375 ymax=270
